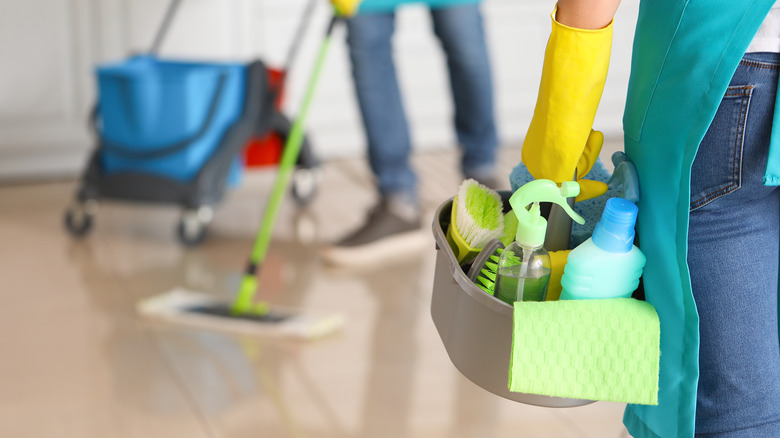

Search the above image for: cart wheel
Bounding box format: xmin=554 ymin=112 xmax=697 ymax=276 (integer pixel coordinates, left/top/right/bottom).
xmin=64 ymin=202 xmax=95 ymax=237
xmin=177 ymin=206 xmax=213 ymax=246
xmin=291 ymin=168 xmax=319 ymax=206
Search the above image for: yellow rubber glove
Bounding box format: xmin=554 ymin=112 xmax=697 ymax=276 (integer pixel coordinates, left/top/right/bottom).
xmin=330 ymin=0 xmax=362 ymax=16
xmin=546 ymin=249 xmax=570 ymax=301
xmin=574 ymin=130 xmax=609 ymax=203
xmin=521 ymin=7 xmax=613 ymax=199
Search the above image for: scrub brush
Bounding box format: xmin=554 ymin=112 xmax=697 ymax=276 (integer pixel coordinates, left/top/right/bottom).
xmin=465 ymin=199 xmax=520 ymax=295
xmin=467 ymin=238 xmax=522 ymax=296
xmin=467 ymin=239 xmax=504 ymax=296
xmin=445 ymin=179 xmax=505 ymax=264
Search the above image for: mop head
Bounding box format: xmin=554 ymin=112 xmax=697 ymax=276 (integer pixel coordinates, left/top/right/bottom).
xmin=137 ymin=288 xmax=345 ymax=340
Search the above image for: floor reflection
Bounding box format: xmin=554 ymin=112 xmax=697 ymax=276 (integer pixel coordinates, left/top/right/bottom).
xmin=0 ymin=146 xmax=629 ymax=437
xmin=352 ymin=256 xmax=425 ymax=438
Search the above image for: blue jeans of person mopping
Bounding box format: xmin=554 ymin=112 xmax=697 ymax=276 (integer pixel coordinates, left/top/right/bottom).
xmin=346 ymin=4 xmax=498 ymax=203
xmin=688 ymin=51 xmax=780 ymax=436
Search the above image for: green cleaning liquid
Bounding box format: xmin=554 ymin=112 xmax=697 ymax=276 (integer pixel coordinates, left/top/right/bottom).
xmin=495 ymin=249 xmax=551 ymax=304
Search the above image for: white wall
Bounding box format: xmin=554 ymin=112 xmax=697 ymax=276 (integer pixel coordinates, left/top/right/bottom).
xmin=0 ymin=0 xmax=638 ymax=180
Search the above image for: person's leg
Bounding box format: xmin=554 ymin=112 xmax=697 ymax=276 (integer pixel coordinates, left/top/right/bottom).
xmin=322 ymin=13 xmax=426 ymax=267
xmin=346 ymin=12 xmax=417 ymax=202
xmin=688 ymin=52 xmax=780 ymax=437
xmin=430 ymin=4 xmax=499 ymax=185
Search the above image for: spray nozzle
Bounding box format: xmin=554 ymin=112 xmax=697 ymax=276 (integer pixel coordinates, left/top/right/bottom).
xmin=509 ymin=179 xmax=585 ymax=248
xmin=608 ymin=151 xmax=640 ymax=203
xmin=558 ymin=180 xmax=581 ymax=199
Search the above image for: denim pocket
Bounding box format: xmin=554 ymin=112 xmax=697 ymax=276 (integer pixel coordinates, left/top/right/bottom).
xmin=689 ymin=84 xmax=753 ymax=211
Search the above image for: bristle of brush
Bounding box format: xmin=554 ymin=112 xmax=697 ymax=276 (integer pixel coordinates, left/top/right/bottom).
xmin=477 ymin=283 xmax=494 ymax=295
xmin=483 ymin=262 xmax=498 ymax=279
xmin=500 ymin=211 xmax=519 ymax=247
xmin=455 ymin=179 xmax=504 ymax=249
xmin=476 ymin=269 xmax=496 ymax=295
xmin=473 ymin=246 xmax=501 ymax=296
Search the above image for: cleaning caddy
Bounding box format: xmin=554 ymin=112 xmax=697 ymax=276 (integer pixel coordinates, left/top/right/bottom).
xmin=431 ymin=152 xmax=660 ymax=407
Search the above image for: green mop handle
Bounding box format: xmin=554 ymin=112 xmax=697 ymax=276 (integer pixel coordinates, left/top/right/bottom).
xmin=232 ymin=17 xmax=339 ymax=315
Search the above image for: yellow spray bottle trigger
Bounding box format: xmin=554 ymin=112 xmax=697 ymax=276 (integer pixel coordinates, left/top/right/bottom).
xmin=509 ymin=180 xmax=585 ymax=248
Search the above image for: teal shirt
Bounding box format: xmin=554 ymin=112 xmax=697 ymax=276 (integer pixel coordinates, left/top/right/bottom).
xmin=358 ymin=0 xmax=480 ymax=14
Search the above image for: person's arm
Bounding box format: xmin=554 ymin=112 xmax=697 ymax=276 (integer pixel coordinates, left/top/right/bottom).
xmin=556 ymin=0 xmax=621 ymax=30
xmin=520 ymin=1 xmax=622 ymax=196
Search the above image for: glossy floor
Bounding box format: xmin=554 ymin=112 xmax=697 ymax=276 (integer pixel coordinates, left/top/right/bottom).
xmin=0 ymin=145 xmax=630 ymax=437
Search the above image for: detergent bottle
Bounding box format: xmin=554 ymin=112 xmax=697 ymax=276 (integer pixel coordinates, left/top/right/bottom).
xmin=560 ymin=197 xmax=646 ymax=300
xmin=495 ymin=179 xmax=585 ymax=304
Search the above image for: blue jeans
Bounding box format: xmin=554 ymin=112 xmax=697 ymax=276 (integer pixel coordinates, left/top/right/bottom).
xmin=346 ymin=4 xmax=498 ymax=201
xmin=689 ymin=52 xmax=780 ymax=436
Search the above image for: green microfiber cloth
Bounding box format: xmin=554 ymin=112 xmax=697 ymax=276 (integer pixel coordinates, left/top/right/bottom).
xmin=509 ymin=298 xmax=659 ymax=405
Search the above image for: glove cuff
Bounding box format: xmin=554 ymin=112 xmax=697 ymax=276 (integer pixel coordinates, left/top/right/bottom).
xmin=332 ymin=0 xmax=361 ymax=17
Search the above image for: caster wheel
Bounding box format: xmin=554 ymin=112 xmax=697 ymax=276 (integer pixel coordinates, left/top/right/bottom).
xmin=291 ymin=168 xmax=319 ymax=206
xmin=64 ymin=202 xmax=95 ymax=237
xmin=177 ymin=206 xmax=213 ymax=246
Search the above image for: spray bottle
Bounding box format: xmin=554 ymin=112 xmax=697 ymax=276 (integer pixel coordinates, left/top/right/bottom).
xmin=495 ymin=179 xmax=585 ymax=304
xmin=560 ymin=197 xmax=646 ymax=300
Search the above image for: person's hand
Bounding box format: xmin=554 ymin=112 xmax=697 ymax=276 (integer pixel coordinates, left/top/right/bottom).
xmin=330 ymin=0 xmax=362 ymax=16
xmin=521 ymin=8 xmax=613 ymax=202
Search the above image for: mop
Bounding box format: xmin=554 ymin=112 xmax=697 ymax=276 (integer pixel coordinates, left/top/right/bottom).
xmin=138 ymin=14 xmax=345 ymax=340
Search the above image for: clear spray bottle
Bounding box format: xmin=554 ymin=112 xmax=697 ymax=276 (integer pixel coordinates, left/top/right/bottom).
xmin=495 ymin=179 xmax=584 ymax=304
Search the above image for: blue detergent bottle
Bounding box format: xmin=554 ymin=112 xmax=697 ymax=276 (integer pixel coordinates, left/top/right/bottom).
xmin=560 ymin=197 xmax=646 ymax=300
xmin=495 ymin=179 xmax=585 ymax=304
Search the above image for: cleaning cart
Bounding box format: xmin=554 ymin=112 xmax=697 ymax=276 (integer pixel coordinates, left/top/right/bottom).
xmin=64 ymin=0 xmax=319 ymax=246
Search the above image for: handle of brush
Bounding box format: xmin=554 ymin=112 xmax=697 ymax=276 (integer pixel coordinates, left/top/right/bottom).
xmin=232 ymin=17 xmax=339 ymax=314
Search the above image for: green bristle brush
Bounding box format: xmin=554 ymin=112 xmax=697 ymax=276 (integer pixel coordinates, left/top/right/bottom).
xmin=445 ymin=179 xmax=505 ymax=265
xmin=468 ymin=212 xmax=520 ymax=296
xmin=467 ymin=239 xmax=504 ymax=295
xmin=500 ymin=209 xmax=518 ymax=247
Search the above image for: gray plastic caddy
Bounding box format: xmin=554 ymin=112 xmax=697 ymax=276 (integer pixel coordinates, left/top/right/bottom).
xmin=430 ymin=193 xmax=592 ymax=407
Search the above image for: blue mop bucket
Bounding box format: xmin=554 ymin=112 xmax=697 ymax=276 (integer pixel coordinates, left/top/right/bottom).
xmin=96 ymin=55 xmax=246 ymax=184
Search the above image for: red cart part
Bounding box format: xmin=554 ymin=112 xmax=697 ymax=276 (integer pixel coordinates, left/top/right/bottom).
xmin=244 ymin=68 xmax=286 ymax=168
xmin=244 ymin=131 xmax=283 ymax=167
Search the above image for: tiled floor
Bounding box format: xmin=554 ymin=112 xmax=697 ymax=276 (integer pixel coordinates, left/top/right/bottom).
xmin=0 ymin=144 xmax=631 ymax=437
